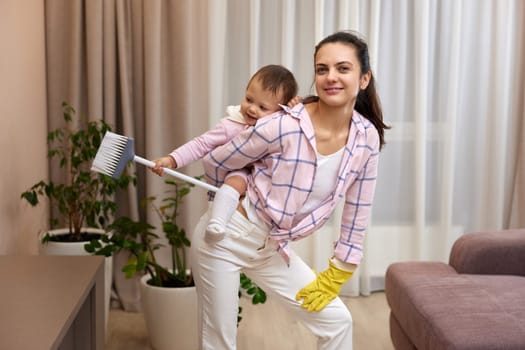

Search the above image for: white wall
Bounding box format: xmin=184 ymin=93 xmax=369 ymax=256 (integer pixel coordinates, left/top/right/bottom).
xmin=0 ymin=0 xmax=48 ymax=254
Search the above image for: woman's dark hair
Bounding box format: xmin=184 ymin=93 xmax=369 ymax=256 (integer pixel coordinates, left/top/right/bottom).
xmin=314 ymin=31 xmax=390 ymax=150
xmin=248 ymin=64 xmax=298 ymax=106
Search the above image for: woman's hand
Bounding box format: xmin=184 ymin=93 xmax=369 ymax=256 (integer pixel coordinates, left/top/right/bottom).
xmin=295 ymin=260 xmax=354 ymax=312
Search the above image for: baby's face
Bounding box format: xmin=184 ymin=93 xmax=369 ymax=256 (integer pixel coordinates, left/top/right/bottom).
xmin=240 ymin=78 xmax=283 ymax=126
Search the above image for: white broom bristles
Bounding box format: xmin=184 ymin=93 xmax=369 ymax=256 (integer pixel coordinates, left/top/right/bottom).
xmin=91 ymin=131 xmax=133 ymax=178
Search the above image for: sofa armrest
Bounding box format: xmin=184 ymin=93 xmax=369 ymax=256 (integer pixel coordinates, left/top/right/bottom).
xmin=449 ymin=229 xmax=525 ymax=276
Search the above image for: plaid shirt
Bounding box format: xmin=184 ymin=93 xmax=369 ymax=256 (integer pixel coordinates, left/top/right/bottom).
xmin=203 ymin=103 xmax=380 ymax=265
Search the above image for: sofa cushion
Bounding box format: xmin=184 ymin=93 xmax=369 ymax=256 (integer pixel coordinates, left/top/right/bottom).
xmin=449 ymin=230 xmax=525 ymax=276
xmin=386 ymin=262 xmax=525 ymax=350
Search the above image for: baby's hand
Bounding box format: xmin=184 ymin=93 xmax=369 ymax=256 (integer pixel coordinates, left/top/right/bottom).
xmin=287 ymin=96 xmax=303 ymax=108
xmin=150 ymin=156 xmax=176 ymax=176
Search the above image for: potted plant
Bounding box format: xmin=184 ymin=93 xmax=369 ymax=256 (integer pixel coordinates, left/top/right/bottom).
xmin=20 ymin=101 xmax=135 ymax=332
xmin=21 ymin=102 xmax=134 ymax=242
xmin=86 ymin=177 xmax=266 ymax=350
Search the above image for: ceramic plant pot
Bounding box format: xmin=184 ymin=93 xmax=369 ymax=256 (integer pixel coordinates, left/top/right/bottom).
xmin=140 ymin=274 xmax=198 ymax=350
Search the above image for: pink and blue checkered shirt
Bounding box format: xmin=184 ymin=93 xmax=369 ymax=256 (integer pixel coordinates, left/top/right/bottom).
xmin=203 ymin=103 xmax=380 ymax=265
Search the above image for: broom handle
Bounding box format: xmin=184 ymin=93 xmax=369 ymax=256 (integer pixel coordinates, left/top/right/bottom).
xmin=134 ymin=156 xmax=219 ymax=192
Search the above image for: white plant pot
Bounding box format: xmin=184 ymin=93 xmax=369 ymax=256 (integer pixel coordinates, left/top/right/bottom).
xmin=140 ymin=274 xmax=198 ymax=350
xmin=39 ymin=227 xmax=113 ymax=336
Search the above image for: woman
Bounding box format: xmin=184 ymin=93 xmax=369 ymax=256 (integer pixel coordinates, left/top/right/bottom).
xmin=193 ymin=31 xmax=389 ymax=350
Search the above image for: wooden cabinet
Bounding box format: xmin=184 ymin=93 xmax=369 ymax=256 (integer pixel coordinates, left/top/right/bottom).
xmin=0 ymin=255 xmax=105 ymax=349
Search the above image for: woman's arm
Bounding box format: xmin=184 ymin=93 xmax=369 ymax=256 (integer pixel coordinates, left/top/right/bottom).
xmin=335 ymin=138 xmax=380 ymax=265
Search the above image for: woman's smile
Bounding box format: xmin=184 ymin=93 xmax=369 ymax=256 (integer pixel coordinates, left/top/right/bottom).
xmin=324 ymin=87 xmax=343 ymax=95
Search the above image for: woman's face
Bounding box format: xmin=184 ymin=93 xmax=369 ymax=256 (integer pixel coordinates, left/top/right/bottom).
xmin=314 ymin=42 xmax=370 ymax=108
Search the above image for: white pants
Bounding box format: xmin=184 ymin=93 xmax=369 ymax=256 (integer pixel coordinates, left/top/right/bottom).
xmin=191 ymin=207 xmax=353 ymax=350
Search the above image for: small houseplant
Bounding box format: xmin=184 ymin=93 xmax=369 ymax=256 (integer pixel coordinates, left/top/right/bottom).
xmin=87 ymin=177 xmax=196 ymax=287
xmin=20 ymin=102 xmax=135 ymax=334
xmin=21 ymin=101 xmax=135 ymax=242
xmin=86 ymin=177 xmax=266 ymax=349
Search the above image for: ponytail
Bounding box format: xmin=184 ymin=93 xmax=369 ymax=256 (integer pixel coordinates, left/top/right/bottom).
xmin=355 ymin=75 xmax=389 ymax=150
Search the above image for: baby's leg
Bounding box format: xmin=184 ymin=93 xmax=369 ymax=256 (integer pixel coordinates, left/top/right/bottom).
xmin=205 ymin=176 xmax=246 ymax=244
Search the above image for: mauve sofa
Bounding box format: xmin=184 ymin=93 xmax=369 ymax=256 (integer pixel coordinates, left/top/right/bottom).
xmin=385 ymin=229 xmax=525 ymax=350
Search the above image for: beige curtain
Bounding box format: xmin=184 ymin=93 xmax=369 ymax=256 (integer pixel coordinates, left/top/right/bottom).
xmin=509 ymin=12 xmax=525 ymax=229
xmin=45 ymin=0 xmax=209 ymax=311
xmin=509 ymin=84 xmax=525 ymax=228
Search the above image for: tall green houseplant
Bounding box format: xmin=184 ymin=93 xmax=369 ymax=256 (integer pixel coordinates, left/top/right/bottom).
xmin=21 ymin=102 xmax=135 ymax=241
xmin=86 ymin=177 xmax=266 ymax=323
xmin=87 ymin=177 xmax=194 ymax=286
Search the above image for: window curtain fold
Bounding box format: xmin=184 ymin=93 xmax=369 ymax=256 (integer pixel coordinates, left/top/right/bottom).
xmin=45 ymin=0 xmax=209 ymax=311
xmin=509 ymin=81 xmax=525 ymax=229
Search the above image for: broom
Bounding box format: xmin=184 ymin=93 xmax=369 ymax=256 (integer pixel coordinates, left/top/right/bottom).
xmin=91 ymin=131 xmax=219 ymax=192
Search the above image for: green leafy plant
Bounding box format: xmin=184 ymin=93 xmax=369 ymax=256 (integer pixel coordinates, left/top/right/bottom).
xmin=238 ymin=272 xmax=267 ymax=325
xmin=20 ymin=102 xmax=135 ymax=242
xmin=86 ymin=177 xmax=195 ymax=287
xmin=86 ymin=177 xmax=267 ymax=322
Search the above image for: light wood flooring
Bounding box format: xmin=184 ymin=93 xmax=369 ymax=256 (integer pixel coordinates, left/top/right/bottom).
xmin=106 ymin=291 xmax=394 ymax=350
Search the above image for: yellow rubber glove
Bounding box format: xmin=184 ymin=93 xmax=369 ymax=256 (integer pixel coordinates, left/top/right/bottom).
xmin=295 ymin=260 xmax=354 ymax=312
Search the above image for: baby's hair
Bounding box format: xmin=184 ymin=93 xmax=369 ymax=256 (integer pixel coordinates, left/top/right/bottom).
xmin=248 ymin=65 xmax=298 ymax=105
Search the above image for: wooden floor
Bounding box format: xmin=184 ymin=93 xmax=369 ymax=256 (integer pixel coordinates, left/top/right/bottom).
xmin=106 ymin=292 xmax=394 ymax=350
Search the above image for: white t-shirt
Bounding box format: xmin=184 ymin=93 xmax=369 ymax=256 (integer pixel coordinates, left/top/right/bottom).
xmin=244 ymin=146 xmax=344 ymax=228
xmin=297 ymin=147 xmax=344 ymax=219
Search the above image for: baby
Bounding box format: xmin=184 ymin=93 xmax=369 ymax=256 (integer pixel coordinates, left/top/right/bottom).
xmin=152 ymin=64 xmax=299 ymax=243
